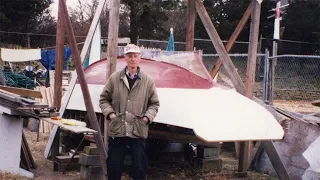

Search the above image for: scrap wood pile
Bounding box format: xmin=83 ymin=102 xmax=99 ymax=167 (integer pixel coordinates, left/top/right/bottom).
xmin=34 ymin=86 xmax=54 ymax=134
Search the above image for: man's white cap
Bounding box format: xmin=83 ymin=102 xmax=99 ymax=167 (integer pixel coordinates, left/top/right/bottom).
xmin=124 ymin=44 xmax=141 ymax=54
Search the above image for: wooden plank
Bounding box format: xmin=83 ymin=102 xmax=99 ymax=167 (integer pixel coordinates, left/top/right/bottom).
xmin=239 ymin=0 xmax=262 ymax=173
xmin=54 ymin=1 xmax=65 ymax=110
xmin=41 ymin=118 xmax=97 ymax=134
xmin=273 ymin=107 xmax=307 ymax=123
xmin=195 ymin=0 xmax=245 ymax=95
xmin=262 ymin=141 xmax=291 ymax=180
xmin=56 ymin=155 xmax=79 ymax=163
xmin=40 ymin=87 xmax=47 ymax=104
xmin=246 ymin=141 xmax=262 ymax=170
xmin=21 ymin=141 xmax=31 ymax=171
xmin=0 ymin=89 xmax=22 ymax=102
xmin=186 ymin=0 xmax=195 ymax=51
xmin=84 ymin=146 xmax=98 ymax=155
xmin=46 ymin=87 xmax=52 ymax=107
xmin=22 ymin=132 xmax=36 ymax=169
xmin=210 ymin=1 xmax=253 ymax=78
xmin=0 ymin=85 xmax=42 ymax=98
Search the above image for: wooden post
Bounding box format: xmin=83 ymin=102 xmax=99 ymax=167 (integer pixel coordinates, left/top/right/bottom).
xmin=106 ymin=0 xmax=120 ymax=78
xmin=195 ymin=0 xmax=245 ymax=95
xmin=186 ymin=0 xmax=195 ymax=51
xmin=194 ymin=0 xmax=289 ymax=176
xmin=54 ymin=0 xmax=65 ymax=110
xmin=209 ymin=1 xmax=253 ymax=79
xmin=105 ymin=0 xmax=120 ymax=148
xmin=44 ymin=0 xmax=108 ymax=159
xmin=60 ymin=0 xmax=108 ymax=179
xmin=238 ymin=0 xmax=261 ymax=173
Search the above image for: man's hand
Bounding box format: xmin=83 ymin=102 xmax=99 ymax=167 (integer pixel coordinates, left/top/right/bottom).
xmin=108 ymin=113 xmax=117 ymax=120
xmin=142 ymin=116 xmax=150 ymax=124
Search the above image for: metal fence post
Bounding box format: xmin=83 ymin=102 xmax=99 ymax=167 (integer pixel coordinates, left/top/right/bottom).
xmin=269 ymin=54 xmax=276 ymax=105
xmin=263 ymin=49 xmax=269 ymax=104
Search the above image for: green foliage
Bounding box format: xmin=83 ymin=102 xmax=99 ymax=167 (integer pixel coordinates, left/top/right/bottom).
xmin=0 ymin=0 xmax=50 ymax=30
xmin=195 ymin=0 xmax=275 ymax=41
xmin=0 ymin=0 xmax=52 ymax=47
xmin=121 ymin=0 xmax=185 ymax=43
xmin=282 ymin=1 xmax=320 ymax=54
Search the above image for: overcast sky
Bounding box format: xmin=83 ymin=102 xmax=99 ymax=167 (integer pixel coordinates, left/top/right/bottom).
xmin=49 ymin=0 xmax=82 ymax=18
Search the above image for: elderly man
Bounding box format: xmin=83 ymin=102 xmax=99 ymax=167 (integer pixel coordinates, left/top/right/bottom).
xmin=99 ymin=44 xmax=160 ymax=180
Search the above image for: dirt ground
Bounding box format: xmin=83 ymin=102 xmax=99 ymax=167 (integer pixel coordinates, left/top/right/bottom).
xmin=274 ymin=100 xmax=320 ymax=113
xmin=2 ymin=100 xmax=317 ymax=180
xmin=0 ymin=129 xmax=277 ymax=180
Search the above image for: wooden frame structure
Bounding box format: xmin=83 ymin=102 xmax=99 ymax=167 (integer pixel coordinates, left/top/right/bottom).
xmin=49 ymin=0 xmax=290 ymax=179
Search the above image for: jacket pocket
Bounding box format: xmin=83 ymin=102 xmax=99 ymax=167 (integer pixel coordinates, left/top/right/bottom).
xmin=109 ymin=116 xmax=124 ymax=136
xmin=132 ymin=116 xmax=149 ymax=139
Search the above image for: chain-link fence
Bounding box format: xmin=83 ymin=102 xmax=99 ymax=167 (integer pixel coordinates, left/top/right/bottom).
xmin=270 ymin=55 xmax=320 ymax=101
xmin=260 ymin=38 xmax=320 ymax=55
xmin=137 ymin=38 xmax=249 ymax=53
xmin=202 ymin=54 xmax=266 ymax=90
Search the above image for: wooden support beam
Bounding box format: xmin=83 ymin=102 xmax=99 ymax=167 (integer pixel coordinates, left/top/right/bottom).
xmin=105 ymin=0 xmax=120 ymax=148
xmin=246 ymin=141 xmax=262 ymax=170
xmin=44 ymin=0 xmax=108 ymax=159
xmin=186 ymin=0 xmax=195 ymax=51
xmin=262 ymin=141 xmax=291 ymax=180
xmin=209 ymin=1 xmax=252 ymax=79
xmin=194 ymin=0 xmax=289 ymax=177
xmin=54 ymin=1 xmax=65 ymax=110
xmin=106 ymin=0 xmax=120 ymax=78
xmin=195 ymin=0 xmax=245 ymax=95
xmin=239 ymin=0 xmax=262 ymax=173
xmin=0 ymin=85 xmax=42 ymax=99
xmin=60 ymin=0 xmax=107 ymax=179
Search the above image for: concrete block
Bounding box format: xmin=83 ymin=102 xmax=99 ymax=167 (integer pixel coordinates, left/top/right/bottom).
xmin=80 ymin=165 xmax=103 ymax=180
xmin=79 ymin=153 xmax=101 ymax=166
xmin=197 ymin=146 xmax=221 ymax=159
xmin=194 ymin=158 xmax=222 ymax=172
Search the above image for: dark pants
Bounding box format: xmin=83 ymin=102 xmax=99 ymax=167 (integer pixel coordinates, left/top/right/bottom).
xmin=107 ymin=137 xmax=148 ymax=180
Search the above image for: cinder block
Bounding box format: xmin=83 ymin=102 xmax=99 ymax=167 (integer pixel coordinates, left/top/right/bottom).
xmin=194 ymin=158 xmax=222 ymax=172
xmin=79 ymin=153 xmax=101 ymax=166
xmin=80 ymin=165 xmax=103 ymax=180
xmin=197 ymin=146 xmax=221 ymax=159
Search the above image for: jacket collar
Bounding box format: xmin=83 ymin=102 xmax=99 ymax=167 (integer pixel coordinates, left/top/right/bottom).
xmin=120 ymin=66 xmax=141 ymax=80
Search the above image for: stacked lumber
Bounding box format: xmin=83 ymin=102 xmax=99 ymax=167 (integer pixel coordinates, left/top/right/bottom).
xmin=34 ymin=86 xmax=54 ymax=134
xmin=20 ymin=132 xmax=36 ymax=171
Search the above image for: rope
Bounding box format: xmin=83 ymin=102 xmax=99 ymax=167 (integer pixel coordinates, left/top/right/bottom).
xmin=2 ymin=71 xmax=36 ymax=89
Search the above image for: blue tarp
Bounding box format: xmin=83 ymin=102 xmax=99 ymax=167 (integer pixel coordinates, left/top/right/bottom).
xmin=166 ymin=31 xmax=175 ymax=51
xmin=40 ymin=46 xmax=72 ymax=71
